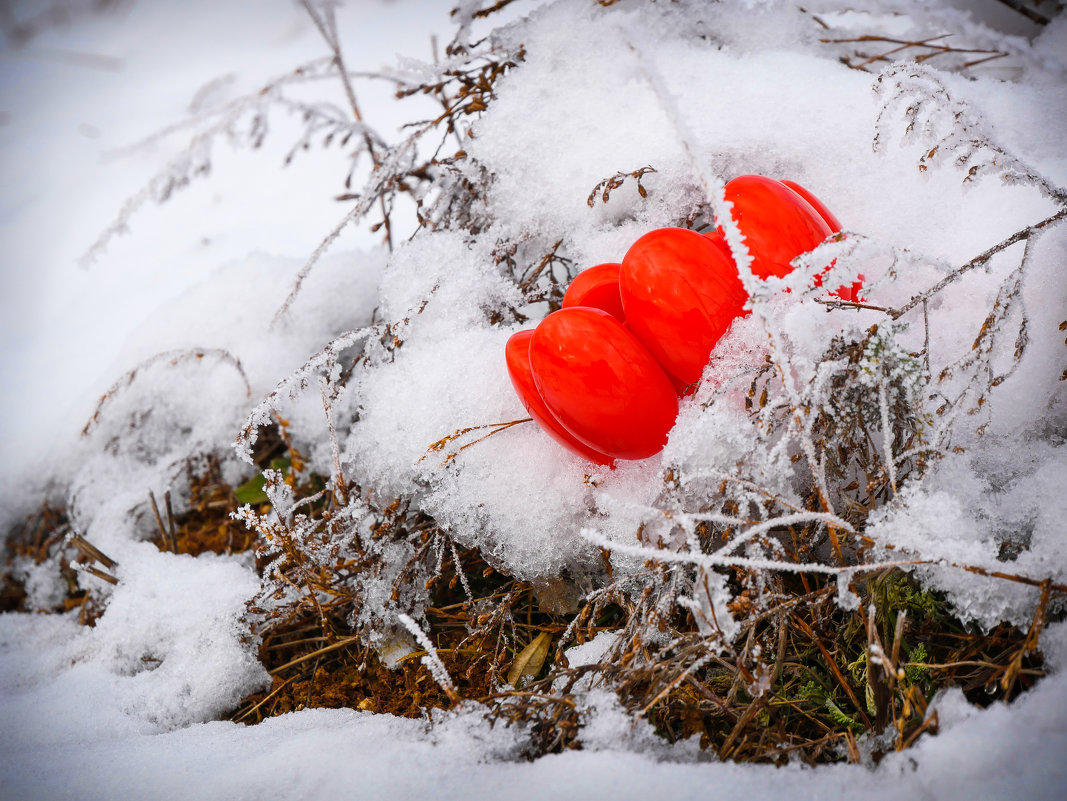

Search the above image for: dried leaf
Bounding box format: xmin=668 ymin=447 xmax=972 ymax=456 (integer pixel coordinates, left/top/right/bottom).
xmin=508 ymin=631 xmax=551 ymax=687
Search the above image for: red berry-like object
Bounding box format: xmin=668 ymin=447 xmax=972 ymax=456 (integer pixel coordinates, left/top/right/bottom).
xmin=505 ymin=330 xmax=615 ymax=465
xmin=719 ymin=174 xmax=832 ymax=279
xmin=562 ymin=262 xmax=626 ymax=322
xmin=620 ymin=227 xmax=748 ymax=386
xmin=528 ymin=307 xmax=678 ymax=460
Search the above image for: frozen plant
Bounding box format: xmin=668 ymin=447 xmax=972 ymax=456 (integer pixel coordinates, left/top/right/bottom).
xmin=6 ymin=0 xmax=1066 ymax=768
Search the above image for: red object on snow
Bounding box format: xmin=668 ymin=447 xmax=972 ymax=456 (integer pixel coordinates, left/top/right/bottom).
xmin=620 ymin=227 xmax=747 ymax=386
xmin=505 ymin=329 xmax=615 ymax=465
xmin=506 ymin=173 xmax=856 ymax=464
xmin=562 ymin=262 xmax=626 ymax=321
xmin=719 ymin=174 xmax=832 ymax=279
xmin=781 ymin=179 xmax=843 ymax=233
xmin=528 ymin=307 xmax=678 ymax=461
xmin=781 ymin=178 xmax=863 ymax=302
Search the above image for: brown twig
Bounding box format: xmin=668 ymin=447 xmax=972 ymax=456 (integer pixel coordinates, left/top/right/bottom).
xmin=822 ymin=34 xmax=1008 ymax=72
xmin=68 ymin=534 xmax=118 ymax=569
xmin=992 ymin=0 xmax=1055 ymax=25
xmin=890 ymin=207 xmax=1067 ymax=321
xmin=300 ymin=0 xmax=393 ymax=251
xmin=420 ymin=418 xmax=533 ymax=465
xmin=269 ymin=636 xmax=361 ymax=675
xmin=148 ymin=492 xmax=175 ymax=552
xmin=79 ymin=565 xmax=119 ymax=586
xmin=1001 ymin=580 xmax=1051 ymax=695
xmin=793 ymin=614 xmax=873 ymax=729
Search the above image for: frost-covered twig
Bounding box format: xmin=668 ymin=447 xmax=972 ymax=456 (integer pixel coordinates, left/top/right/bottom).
xmin=271 ymin=30 xmax=522 ymax=322
xmin=448 ymin=537 xmax=473 ymax=602
xmin=82 ymin=347 xmax=250 ymax=437
xmin=677 ymin=470 xmax=807 ymax=516
xmin=235 ymin=327 xmax=376 ymax=462
xmin=319 ymin=378 xmax=349 ymax=504
xmin=301 ymin=0 xmax=393 ymax=251
xmin=270 ymin=194 xmax=384 ymax=326
xmin=874 ymin=62 xmax=1067 ymax=202
xmin=398 ymin=613 xmax=459 ymax=702
xmin=581 ymin=528 xmax=887 ymax=577
xmin=877 ymin=378 xmax=898 ymax=495
xmin=890 ymin=206 xmax=1067 ymax=320
xmin=80 ymin=56 xmax=380 ymax=267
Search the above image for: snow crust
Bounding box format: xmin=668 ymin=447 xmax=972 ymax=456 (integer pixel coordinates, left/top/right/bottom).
xmin=2 ymin=610 xmax=1065 ymax=799
xmin=2 ymin=0 xmax=1066 ymax=797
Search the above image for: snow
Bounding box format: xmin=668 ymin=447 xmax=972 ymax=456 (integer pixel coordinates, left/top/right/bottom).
xmin=0 ymin=0 xmax=440 ymax=512
xmin=2 ymin=0 xmax=1067 ymax=797
xmin=2 ymin=611 xmax=1065 ymax=799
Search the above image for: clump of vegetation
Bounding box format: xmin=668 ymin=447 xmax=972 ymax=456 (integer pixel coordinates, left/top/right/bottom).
xmin=221 ymin=456 xmax=1048 ymax=763
xmin=3 ymin=0 xmax=1065 ymax=769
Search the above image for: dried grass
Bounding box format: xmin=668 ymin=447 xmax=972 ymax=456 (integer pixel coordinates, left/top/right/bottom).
xmin=5 ymin=0 xmax=1065 ymax=767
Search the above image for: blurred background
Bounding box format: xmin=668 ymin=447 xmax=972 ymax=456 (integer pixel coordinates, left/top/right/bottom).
xmin=0 ymin=0 xmax=460 ymax=483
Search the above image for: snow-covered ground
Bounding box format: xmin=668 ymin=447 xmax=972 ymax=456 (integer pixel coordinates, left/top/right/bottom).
xmin=2 ymin=606 xmax=1065 ymax=800
xmin=2 ymin=1 xmax=1066 ymax=798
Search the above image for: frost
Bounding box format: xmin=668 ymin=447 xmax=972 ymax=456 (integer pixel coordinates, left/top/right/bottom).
xmin=3 ymin=0 xmax=1067 ymax=795
xmin=867 ymin=441 xmax=1067 ymax=629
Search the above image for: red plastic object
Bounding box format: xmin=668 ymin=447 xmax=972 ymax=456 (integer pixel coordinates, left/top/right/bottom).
xmin=719 ymin=175 xmax=832 ymax=279
xmin=833 ymin=280 xmax=863 ymax=303
xmin=620 ymin=227 xmax=748 ymax=386
xmin=781 ymin=179 xmax=863 ymax=301
xmin=505 ymin=330 xmax=614 ymax=465
xmin=529 ymin=307 xmax=678 ymax=460
xmin=702 ymin=229 xmax=736 ymax=263
xmin=562 ymin=263 xmax=625 ymax=321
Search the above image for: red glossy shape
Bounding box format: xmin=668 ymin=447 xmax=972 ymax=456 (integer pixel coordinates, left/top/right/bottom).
xmin=529 ymin=308 xmax=678 ymax=460
xmin=620 ymin=227 xmax=748 ymax=386
xmin=719 ymin=175 xmax=832 ymax=279
xmin=668 ymin=371 xmax=696 ymax=398
xmin=781 ymin=179 xmax=863 ymax=301
xmin=702 ymin=229 xmax=736 ymax=264
xmin=781 ymin=179 xmax=843 ymax=233
xmin=562 ymin=263 xmax=625 ymax=322
xmin=505 ymin=330 xmax=614 ymax=465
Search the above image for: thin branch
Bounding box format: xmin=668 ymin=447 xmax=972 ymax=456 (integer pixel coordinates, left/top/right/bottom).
xmin=992 ymin=0 xmax=1055 ymax=25
xmin=398 ymin=613 xmax=460 ymax=702
xmin=301 ymin=0 xmax=393 ymax=251
xmin=82 ymin=348 xmax=251 ymax=436
xmin=270 ymin=196 xmax=377 ymax=327
xmin=891 ymin=207 xmax=1067 ymax=320
xmin=68 ymin=534 xmax=118 ymax=569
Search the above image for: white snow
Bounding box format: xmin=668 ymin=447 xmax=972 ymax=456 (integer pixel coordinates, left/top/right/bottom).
xmin=2 ymin=609 xmax=1065 ymax=799
xmin=2 ymin=0 xmax=1066 ymax=797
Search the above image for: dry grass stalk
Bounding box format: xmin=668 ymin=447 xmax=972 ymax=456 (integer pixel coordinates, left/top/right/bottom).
xmin=10 ymin=0 xmax=1063 ymax=767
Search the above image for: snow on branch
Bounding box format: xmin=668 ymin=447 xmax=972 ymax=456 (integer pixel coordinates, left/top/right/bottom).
xmin=80 ymin=55 xmax=386 ymax=268
xmin=874 ymin=61 xmax=1067 ymax=202
xmin=582 ymin=526 xmax=905 ymax=578
xmin=234 ymin=327 xmax=376 ymax=463
xmin=82 ymin=347 xmax=250 ymax=437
